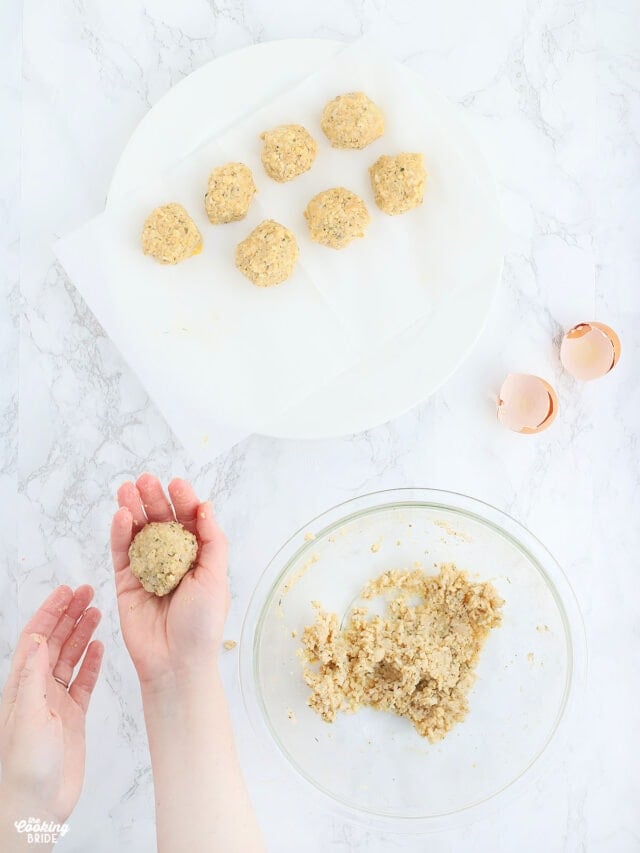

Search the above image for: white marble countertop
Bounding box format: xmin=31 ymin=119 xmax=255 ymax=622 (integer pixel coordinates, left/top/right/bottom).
xmin=3 ymin=1 xmax=639 ymax=851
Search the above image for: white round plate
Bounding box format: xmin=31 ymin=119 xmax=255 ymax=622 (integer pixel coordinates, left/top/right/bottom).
xmin=109 ymin=40 xmax=502 ymax=440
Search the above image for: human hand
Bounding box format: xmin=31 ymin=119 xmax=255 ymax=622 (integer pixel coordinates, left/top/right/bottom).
xmin=0 ymin=586 xmax=103 ymax=829
xmin=110 ymin=474 xmax=229 ymax=691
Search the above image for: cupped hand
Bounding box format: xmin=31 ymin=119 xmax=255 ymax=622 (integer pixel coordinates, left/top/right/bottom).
xmin=110 ymin=474 xmax=229 ymax=690
xmin=0 ymin=586 xmax=103 ymax=824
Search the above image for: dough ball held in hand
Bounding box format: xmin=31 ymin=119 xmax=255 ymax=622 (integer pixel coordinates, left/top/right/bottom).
xmin=205 ymin=162 xmax=257 ymax=224
xmin=235 ymin=220 xmax=299 ymax=287
xmin=304 ymin=187 xmax=370 ymax=249
xmin=259 ymin=124 xmax=318 ymax=182
xmin=141 ymin=203 xmax=203 ymax=265
xmin=369 ymin=153 xmax=427 ymax=215
xmin=129 ymin=521 xmax=198 ymax=596
xmin=320 ymin=92 xmax=384 ymax=150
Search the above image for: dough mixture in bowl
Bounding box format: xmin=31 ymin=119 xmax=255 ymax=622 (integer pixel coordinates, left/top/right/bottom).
xmin=260 ymin=124 xmax=318 ymax=182
xmin=235 ymin=219 xmax=299 ymax=287
xmin=141 ymin=203 xmax=203 ymax=265
xmin=304 ymin=187 xmax=370 ymax=249
xmin=301 ymin=563 xmax=504 ymax=743
xmin=205 ymin=162 xmax=257 ymax=224
xmin=369 ymin=153 xmax=427 ymax=215
xmin=320 ymin=91 xmax=385 ymax=150
xmin=129 ymin=521 xmax=198 ymax=596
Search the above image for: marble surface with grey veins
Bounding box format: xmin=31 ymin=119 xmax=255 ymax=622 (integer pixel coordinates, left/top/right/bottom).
xmin=2 ymin=0 xmax=639 ymax=851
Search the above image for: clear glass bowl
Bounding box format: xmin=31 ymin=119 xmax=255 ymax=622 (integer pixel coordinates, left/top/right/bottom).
xmin=240 ymin=489 xmax=585 ymax=830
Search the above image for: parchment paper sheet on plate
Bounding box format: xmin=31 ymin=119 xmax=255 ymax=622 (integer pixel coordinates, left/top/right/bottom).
xmin=54 ymin=38 xmax=493 ymax=460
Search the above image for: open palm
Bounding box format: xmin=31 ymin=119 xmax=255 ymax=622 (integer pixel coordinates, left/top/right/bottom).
xmin=110 ymin=475 xmax=229 ymax=687
xmin=0 ymin=585 xmax=103 ymax=823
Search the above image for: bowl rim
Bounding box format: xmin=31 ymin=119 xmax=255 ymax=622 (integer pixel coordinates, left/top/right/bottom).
xmin=239 ymin=488 xmax=587 ymax=832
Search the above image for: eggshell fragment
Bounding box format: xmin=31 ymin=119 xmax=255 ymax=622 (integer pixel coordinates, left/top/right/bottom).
xmin=560 ymin=322 xmax=621 ymax=381
xmin=497 ymin=374 xmax=558 ymax=434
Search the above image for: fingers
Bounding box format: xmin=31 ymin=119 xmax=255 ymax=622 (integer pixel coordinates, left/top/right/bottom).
xmin=111 ymin=507 xmax=133 ymax=576
xmin=117 ymin=481 xmax=146 ymax=530
xmin=22 ymin=586 xmax=74 ymax=642
xmin=194 ymin=502 xmax=228 ymax=587
xmin=47 ymin=585 xmax=94 ymax=668
xmin=3 ymin=586 xmax=74 ymax=704
xmin=136 ymin=473 xmax=175 ymax=523
xmin=69 ymin=640 xmax=104 ymax=714
xmin=168 ymin=478 xmax=200 ymax=534
xmin=52 ymin=607 xmax=102 ymax=688
xmin=117 ymin=475 xmax=199 ymax=531
xmin=15 ymin=634 xmax=50 ymax=717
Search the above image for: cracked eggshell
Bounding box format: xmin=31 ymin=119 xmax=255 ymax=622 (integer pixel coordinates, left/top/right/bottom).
xmin=560 ymin=322 xmax=621 ymax=381
xmin=497 ymin=374 xmax=558 ymax=434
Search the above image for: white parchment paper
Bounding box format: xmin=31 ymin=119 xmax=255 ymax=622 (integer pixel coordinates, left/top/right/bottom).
xmin=54 ymin=38 xmax=494 ymax=460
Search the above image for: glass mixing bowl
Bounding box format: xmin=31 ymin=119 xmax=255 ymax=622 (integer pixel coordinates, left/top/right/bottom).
xmin=240 ymin=489 xmax=585 ymax=830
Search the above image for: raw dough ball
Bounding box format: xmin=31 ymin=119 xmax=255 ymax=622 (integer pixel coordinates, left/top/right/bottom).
xmin=141 ymin=203 xmax=203 ymax=265
xmin=369 ymin=153 xmax=426 ymax=215
xmin=304 ymin=188 xmax=370 ymax=249
xmin=235 ymin=220 xmax=299 ymax=287
xmin=260 ymin=124 xmax=318 ymax=182
xmin=205 ymin=162 xmax=257 ymax=224
xmin=128 ymin=521 xmax=198 ymax=597
xmin=320 ymin=92 xmax=384 ymax=150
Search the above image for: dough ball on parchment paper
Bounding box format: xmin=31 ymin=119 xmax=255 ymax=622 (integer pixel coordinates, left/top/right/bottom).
xmin=205 ymin=162 xmax=257 ymax=224
xmin=235 ymin=219 xmax=299 ymax=287
xmin=129 ymin=521 xmax=198 ymax=596
xmin=304 ymin=187 xmax=370 ymax=249
xmin=369 ymin=153 xmax=427 ymax=215
xmin=320 ymin=92 xmax=384 ymax=150
xmin=260 ymin=124 xmax=318 ymax=183
xmin=141 ymin=203 xmax=203 ymax=265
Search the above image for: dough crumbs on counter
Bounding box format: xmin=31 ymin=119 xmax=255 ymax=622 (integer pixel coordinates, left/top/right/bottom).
xmin=300 ymin=563 xmax=504 ymax=743
xmin=291 ymin=629 xmax=298 ymax=638
xmin=223 ymin=640 xmax=238 ymax=651
xmin=287 ymin=709 xmax=297 ymax=722
xmin=526 ymin=652 xmax=535 ymax=663
xmin=370 ymin=541 xmax=382 ymax=553
xmin=536 ymin=624 xmax=550 ymax=633
xmin=304 ymin=531 xmax=316 ymax=542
